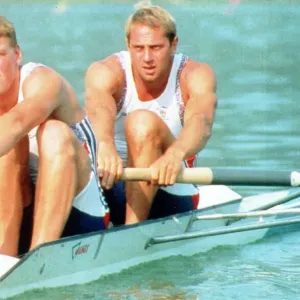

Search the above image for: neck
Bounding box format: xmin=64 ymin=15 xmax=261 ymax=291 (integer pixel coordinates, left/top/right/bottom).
xmin=0 ymin=71 xmax=20 ymax=114
xmin=133 ymin=58 xmax=174 ymax=101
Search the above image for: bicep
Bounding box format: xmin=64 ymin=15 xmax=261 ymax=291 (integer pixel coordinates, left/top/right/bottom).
xmin=11 ymin=67 xmax=61 ymax=135
xmin=85 ymin=62 xmax=119 ymax=118
xmin=183 ymin=64 xmax=217 ymax=125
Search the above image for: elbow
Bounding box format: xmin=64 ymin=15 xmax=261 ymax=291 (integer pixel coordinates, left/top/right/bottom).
xmin=204 ymin=126 xmax=212 ymax=141
xmin=201 ymin=125 xmax=212 ymax=147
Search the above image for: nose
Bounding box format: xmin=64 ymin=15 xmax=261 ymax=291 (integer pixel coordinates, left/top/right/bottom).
xmin=143 ymin=48 xmax=153 ymax=63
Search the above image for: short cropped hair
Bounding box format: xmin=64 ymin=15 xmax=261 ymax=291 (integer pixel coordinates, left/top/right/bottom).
xmin=125 ymin=1 xmax=177 ymax=43
xmin=0 ymin=16 xmax=18 ymax=47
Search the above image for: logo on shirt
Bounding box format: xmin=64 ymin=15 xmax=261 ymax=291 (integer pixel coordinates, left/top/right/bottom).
xmin=158 ymin=106 xmax=168 ymax=119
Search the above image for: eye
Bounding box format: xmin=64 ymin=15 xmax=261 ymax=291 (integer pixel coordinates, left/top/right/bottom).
xmin=152 ymin=45 xmax=162 ymax=51
xmin=134 ymin=46 xmax=143 ymax=51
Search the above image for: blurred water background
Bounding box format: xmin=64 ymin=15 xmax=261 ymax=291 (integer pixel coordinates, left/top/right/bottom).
xmin=2 ymin=1 xmax=300 ymax=299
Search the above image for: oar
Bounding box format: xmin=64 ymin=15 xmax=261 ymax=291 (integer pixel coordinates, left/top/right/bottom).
xmin=0 ymin=254 xmax=19 ymax=279
xmin=197 ymin=208 xmax=300 ymax=220
xmin=121 ymin=167 xmax=300 ymax=187
xmin=145 ymin=216 xmax=300 ymax=248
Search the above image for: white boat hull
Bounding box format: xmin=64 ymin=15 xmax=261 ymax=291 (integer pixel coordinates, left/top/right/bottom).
xmin=1 ymin=186 xmax=300 ymax=299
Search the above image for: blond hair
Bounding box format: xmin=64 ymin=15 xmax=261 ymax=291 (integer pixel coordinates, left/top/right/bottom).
xmin=125 ymin=1 xmax=177 ymax=43
xmin=0 ymin=16 xmax=18 ymax=47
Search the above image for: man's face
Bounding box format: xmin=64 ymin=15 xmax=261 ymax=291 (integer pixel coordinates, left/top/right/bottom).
xmin=127 ymin=23 xmax=177 ymax=84
xmin=0 ymin=36 xmax=21 ymax=95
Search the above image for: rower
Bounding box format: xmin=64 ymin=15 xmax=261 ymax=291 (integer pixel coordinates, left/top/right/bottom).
xmin=0 ymin=16 xmax=109 ymax=257
xmin=85 ymin=1 xmax=217 ymax=225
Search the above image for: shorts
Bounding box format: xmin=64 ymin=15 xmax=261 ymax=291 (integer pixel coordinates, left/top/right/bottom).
xmin=27 ymin=118 xmax=109 ymax=240
xmin=104 ymin=181 xmax=195 ymax=226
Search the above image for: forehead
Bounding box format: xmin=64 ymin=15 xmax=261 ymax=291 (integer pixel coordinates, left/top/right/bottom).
xmin=129 ymin=24 xmax=168 ymax=44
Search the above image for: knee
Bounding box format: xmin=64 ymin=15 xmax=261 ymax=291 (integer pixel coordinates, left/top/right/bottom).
xmin=125 ymin=110 xmax=161 ymax=146
xmin=36 ymin=120 xmax=77 ymax=160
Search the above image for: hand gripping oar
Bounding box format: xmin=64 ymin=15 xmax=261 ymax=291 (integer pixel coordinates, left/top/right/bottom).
xmin=120 ymin=167 xmax=300 ymax=187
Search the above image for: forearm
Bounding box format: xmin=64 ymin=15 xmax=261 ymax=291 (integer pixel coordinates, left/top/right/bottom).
xmin=167 ymin=114 xmax=212 ymax=160
xmin=87 ymin=105 xmax=116 ymax=147
xmin=0 ymin=114 xmax=23 ymax=157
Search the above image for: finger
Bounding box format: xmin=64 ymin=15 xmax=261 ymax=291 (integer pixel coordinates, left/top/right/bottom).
xmin=106 ymin=163 xmax=117 ymax=190
xmin=115 ymin=159 xmax=123 ymax=182
xmin=158 ymin=164 xmax=167 ymax=186
xmin=101 ymin=160 xmax=110 ymax=188
xmin=165 ymin=165 xmax=174 ymax=186
xmin=170 ymin=164 xmax=182 ymax=186
xmin=150 ymin=166 xmax=159 ymax=186
xmin=169 ymin=171 xmax=177 ymax=186
xmin=97 ymin=160 xmax=105 ymax=178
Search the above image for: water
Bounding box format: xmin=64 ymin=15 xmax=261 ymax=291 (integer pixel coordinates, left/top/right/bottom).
xmin=2 ymin=1 xmax=300 ymax=299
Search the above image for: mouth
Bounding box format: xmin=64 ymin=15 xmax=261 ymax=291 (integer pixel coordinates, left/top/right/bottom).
xmin=142 ymin=66 xmax=155 ymax=75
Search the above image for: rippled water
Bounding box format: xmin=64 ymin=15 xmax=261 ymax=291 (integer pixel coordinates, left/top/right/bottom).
xmin=2 ymin=1 xmax=300 ymax=299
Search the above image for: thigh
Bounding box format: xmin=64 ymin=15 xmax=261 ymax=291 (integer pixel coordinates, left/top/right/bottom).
xmin=36 ymin=119 xmax=92 ymax=195
xmin=125 ymin=110 xmax=176 ymax=152
xmin=0 ymin=136 xmax=32 ymax=207
xmin=149 ymin=189 xmax=194 ymax=220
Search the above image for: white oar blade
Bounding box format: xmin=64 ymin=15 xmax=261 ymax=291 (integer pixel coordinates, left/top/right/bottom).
xmin=0 ymin=254 xmax=19 ymax=278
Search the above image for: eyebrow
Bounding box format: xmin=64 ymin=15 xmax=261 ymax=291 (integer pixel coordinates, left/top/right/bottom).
xmin=131 ymin=42 xmax=164 ymax=46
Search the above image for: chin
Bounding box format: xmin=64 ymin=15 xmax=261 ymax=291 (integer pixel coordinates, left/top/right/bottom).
xmin=141 ymin=73 xmax=158 ymax=83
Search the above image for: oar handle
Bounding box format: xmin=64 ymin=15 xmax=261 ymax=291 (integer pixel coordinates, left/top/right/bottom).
xmin=120 ymin=167 xmax=213 ymax=184
xmin=120 ymin=167 xmax=300 ymax=186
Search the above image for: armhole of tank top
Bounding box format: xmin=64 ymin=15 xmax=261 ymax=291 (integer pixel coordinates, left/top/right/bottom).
xmin=114 ymin=52 xmax=127 ymax=114
xmin=175 ymin=55 xmax=189 ymax=126
xmin=19 ymin=63 xmax=41 ymax=103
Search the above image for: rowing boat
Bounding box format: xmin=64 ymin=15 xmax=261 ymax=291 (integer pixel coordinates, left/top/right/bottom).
xmin=0 ymin=168 xmax=300 ymax=299
xmin=1 ymin=168 xmax=300 ymax=299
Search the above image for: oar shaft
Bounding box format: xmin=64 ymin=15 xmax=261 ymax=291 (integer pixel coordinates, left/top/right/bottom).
xmin=120 ymin=168 xmax=300 ymax=187
xmin=196 ymin=208 xmax=300 ymax=220
xmin=120 ymin=168 xmax=213 ymax=184
xmin=145 ymin=216 xmax=300 ymax=248
xmin=211 ymin=168 xmax=295 ymax=186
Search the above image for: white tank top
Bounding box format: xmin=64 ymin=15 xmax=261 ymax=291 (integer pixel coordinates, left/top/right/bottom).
xmin=114 ymin=51 xmax=198 ymax=196
xmin=17 ymin=62 xmax=108 ymax=216
xmin=18 ymin=62 xmax=45 ymax=142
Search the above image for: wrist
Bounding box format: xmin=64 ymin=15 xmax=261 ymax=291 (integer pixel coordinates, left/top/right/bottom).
xmin=166 ymin=145 xmax=186 ymax=161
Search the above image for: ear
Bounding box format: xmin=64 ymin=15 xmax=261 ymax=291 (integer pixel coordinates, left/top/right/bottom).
xmin=15 ymin=45 xmax=22 ymax=65
xmin=171 ymin=36 xmax=178 ymax=55
xmin=125 ymin=37 xmax=130 ymax=50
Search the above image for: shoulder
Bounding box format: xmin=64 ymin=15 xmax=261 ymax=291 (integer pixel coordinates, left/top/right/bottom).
xmin=22 ymin=64 xmax=63 ymax=97
xmin=86 ymin=54 xmax=125 ymax=92
xmin=180 ymin=59 xmax=216 ymax=92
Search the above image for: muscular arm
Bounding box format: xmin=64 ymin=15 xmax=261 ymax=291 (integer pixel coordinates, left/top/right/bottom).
xmin=85 ymin=57 xmax=124 ymax=188
xmin=167 ymin=62 xmax=217 ymax=160
xmin=0 ymin=67 xmax=62 ymax=157
xmin=85 ymin=59 xmax=119 ymax=146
